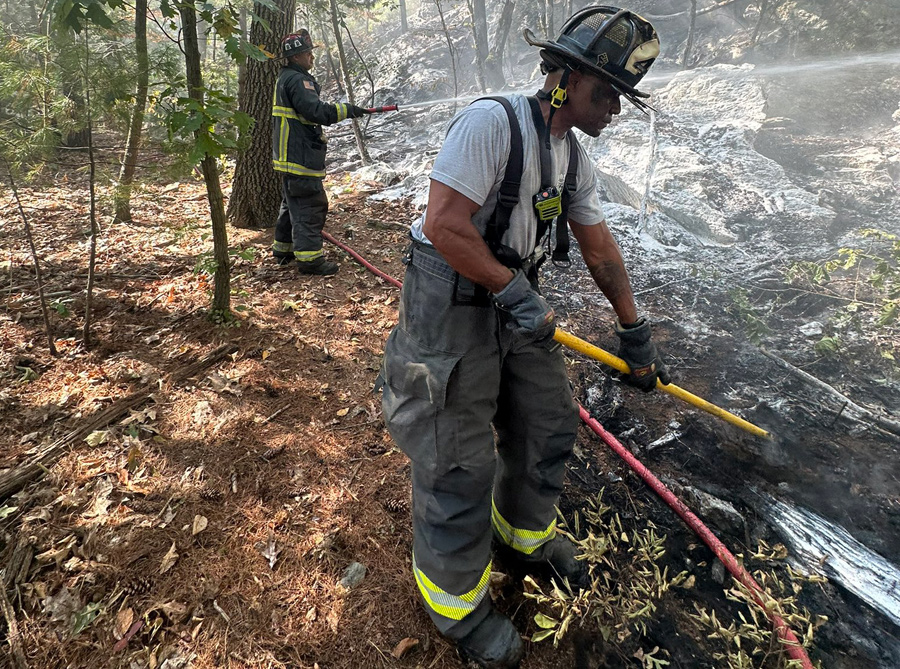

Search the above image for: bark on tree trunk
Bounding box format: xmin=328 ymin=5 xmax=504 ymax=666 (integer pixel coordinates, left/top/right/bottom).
xmin=180 ymin=2 xmax=230 ymax=314
xmin=227 ymin=0 xmax=295 ymax=230
xmin=328 ymin=0 xmax=370 ymax=165
xmin=114 ymin=0 xmax=149 ymax=224
xmin=237 ymin=6 xmax=248 ymax=104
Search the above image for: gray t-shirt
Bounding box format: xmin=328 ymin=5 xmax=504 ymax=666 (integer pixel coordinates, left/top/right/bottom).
xmin=410 ymin=94 xmax=605 ymax=259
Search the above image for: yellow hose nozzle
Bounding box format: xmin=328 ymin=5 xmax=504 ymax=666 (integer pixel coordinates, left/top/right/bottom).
xmin=553 ymin=329 xmax=771 ymax=440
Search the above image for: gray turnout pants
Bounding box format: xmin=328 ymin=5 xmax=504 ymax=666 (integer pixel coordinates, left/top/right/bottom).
xmin=272 ymin=174 xmax=329 ymax=263
xmin=381 ymin=241 xmax=578 ymax=639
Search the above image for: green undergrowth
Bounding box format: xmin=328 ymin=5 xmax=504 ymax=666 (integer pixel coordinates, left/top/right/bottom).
xmin=526 ymin=491 xmax=826 ymax=668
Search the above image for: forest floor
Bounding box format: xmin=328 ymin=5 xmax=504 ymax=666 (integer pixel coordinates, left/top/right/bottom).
xmin=1 ymin=164 xmax=898 ymax=669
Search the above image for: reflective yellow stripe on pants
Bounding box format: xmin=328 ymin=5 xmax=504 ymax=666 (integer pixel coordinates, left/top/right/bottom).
xmin=413 ymin=552 xmax=491 ymax=621
xmin=294 ymin=249 xmax=324 ymax=262
xmin=491 ymin=498 xmax=556 ymax=555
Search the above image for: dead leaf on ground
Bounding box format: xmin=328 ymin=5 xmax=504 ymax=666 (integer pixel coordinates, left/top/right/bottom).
xmin=257 ymin=534 xmax=281 ymax=569
xmin=159 ymin=542 xmax=179 ymax=574
xmin=114 ymin=607 xmax=134 ymax=640
xmin=192 ymin=515 xmax=208 ymax=535
xmin=84 ymin=430 xmax=111 ymax=447
xmin=391 ymin=637 xmax=419 ymax=659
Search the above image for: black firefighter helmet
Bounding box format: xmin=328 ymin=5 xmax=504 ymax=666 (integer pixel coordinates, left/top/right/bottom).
xmin=282 ymin=29 xmax=316 ymax=57
xmin=524 ymin=6 xmax=660 ymax=111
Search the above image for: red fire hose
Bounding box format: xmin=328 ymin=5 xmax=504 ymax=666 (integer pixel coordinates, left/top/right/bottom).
xmin=322 ymin=231 xmax=815 ymax=668
xmin=365 ymin=105 xmax=399 ymax=114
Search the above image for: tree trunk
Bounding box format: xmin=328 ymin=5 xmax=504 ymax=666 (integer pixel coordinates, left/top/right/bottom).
xmin=4 ymin=163 xmax=57 ymax=356
xmin=471 ymin=0 xmax=488 ymax=91
xmin=750 ymin=0 xmax=771 ymax=51
xmin=114 ymin=0 xmax=149 ymax=224
xmin=82 ymin=28 xmax=99 ymax=348
xmin=545 ymin=0 xmax=554 ymax=39
xmin=487 ymin=0 xmax=515 ymax=90
xmin=682 ymin=0 xmax=697 ymax=69
xmin=319 ymin=17 xmax=344 ymax=95
xmin=179 ymin=2 xmax=230 ymax=314
xmin=328 ymin=0 xmax=370 ymax=165
xmin=237 ymin=6 xmax=248 ymax=104
xmin=227 ymin=0 xmax=295 ymax=230
xmin=434 ymin=0 xmax=458 ymax=113
xmin=399 ymin=0 xmax=408 ymax=33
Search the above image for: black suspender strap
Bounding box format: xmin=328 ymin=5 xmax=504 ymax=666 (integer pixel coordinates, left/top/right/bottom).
xmin=477 ymin=96 xmax=523 ymax=266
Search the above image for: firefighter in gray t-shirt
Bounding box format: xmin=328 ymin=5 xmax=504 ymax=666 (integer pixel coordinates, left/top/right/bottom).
xmin=381 ymin=7 xmax=670 ymax=666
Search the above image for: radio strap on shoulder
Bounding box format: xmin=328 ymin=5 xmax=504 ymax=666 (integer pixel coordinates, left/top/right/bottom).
xmin=553 ymin=135 xmax=578 ymax=266
xmin=526 ymin=96 xmax=577 ymax=267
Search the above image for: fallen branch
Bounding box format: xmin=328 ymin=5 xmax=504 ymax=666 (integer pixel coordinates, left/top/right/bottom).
xmin=0 ymin=343 xmax=238 ymax=501
xmin=760 ymin=348 xmax=900 ymax=438
xmin=0 ymin=580 xmax=28 ymax=669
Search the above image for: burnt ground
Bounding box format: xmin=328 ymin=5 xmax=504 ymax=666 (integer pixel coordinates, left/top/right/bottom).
xmin=1 ymin=158 xmax=899 ymax=669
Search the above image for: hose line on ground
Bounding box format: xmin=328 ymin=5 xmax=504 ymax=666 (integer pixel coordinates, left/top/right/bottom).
xmin=322 ymin=231 xmax=814 ymax=668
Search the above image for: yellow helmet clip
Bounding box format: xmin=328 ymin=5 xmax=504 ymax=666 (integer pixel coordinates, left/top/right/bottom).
xmin=550 ymin=85 xmax=567 ymax=108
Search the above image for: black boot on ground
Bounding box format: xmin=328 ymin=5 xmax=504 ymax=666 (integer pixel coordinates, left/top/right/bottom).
xmin=455 ymin=608 xmax=524 ymax=668
xmin=274 ymin=254 xmax=293 ymax=267
xmin=297 ymin=257 xmax=338 ymax=276
xmin=497 ymin=536 xmax=590 ymax=591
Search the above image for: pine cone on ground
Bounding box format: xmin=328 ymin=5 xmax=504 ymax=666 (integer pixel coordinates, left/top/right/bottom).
xmin=384 ymin=498 xmax=409 ymax=515
xmin=121 ymin=575 xmax=153 ymax=597
xmin=198 ymin=486 xmax=223 ymax=502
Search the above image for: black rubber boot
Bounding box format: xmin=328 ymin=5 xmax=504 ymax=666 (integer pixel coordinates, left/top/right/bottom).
xmin=297 ymin=257 xmax=338 ymax=276
xmin=274 ymin=254 xmax=294 ymax=267
xmin=456 ymin=608 xmax=524 ymax=668
xmin=497 ymin=536 xmax=589 ymax=590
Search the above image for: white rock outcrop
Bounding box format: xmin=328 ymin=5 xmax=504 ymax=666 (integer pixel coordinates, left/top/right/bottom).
xmin=585 ymin=65 xmax=835 ymax=244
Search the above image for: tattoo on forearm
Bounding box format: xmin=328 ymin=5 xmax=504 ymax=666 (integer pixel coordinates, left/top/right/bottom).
xmin=588 ymin=260 xmax=635 ymax=310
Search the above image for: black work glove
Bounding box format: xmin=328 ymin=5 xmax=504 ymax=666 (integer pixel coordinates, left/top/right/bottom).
xmin=491 ymin=270 xmax=556 ymax=343
xmin=614 ymin=317 xmax=670 ymax=392
xmin=346 ymin=104 xmax=370 ymax=119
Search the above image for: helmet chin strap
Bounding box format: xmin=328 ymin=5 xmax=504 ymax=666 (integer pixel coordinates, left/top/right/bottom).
xmin=537 ymin=67 xmax=571 ymax=150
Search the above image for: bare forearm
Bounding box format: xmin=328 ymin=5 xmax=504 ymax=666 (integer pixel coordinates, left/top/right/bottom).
xmin=587 ymin=258 xmax=638 ymax=324
xmin=428 ymin=218 xmax=513 ymax=293
xmin=570 ymin=220 xmax=638 ymax=324
xmin=423 ymin=180 xmax=514 ymax=293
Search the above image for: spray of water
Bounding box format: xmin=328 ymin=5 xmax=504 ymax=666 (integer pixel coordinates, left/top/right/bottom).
xmin=644 ymin=49 xmax=900 ymax=87
xmin=395 ymin=50 xmax=900 ymax=111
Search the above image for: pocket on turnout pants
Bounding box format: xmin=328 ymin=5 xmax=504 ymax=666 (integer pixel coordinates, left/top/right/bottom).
xmin=381 ymin=327 xmax=463 ymax=467
xmin=286 ymin=175 xmax=322 ymax=198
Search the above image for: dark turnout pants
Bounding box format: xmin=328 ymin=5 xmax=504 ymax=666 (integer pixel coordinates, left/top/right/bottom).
xmin=272 ymin=174 xmax=329 ymax=263
xmin=381 ymin=242 xmax=578 ymax=639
